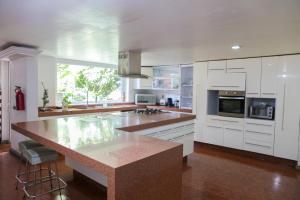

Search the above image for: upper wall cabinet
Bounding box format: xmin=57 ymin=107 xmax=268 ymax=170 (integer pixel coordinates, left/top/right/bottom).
xmin=226 ymin=59 xmax=248 ymax=73
xmin=261 ymin=57 xmax=280 ymax=98
xmin=208 ymin=60 xmax=226 ymax=70
xmin=227 ymin=58 xmax=261 ymax=97
xmin=208 ymin=60 xmax=245 ymax=91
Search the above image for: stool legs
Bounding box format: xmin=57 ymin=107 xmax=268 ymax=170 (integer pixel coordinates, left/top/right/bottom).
xmin=54 ymin=162 xmax=62 ymax=196
xmin=16 ymin=152 xmax=24 ymax=190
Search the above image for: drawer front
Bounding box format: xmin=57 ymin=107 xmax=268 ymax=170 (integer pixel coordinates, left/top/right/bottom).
xmin=223 ymin=128 xmax=244 ymax=150
xmin=244 ymin=138 xmax=273 ymax=155
xmin=203 ymin=125 xmax=223 ymax=146
xmin=170 ymin=133 xmax=194 ymax=156
xmin=245 ymin=130 xmax=274 ymax=143
xmin=144 ymin=124 xmax=194 ymax=140
xmin=245 ymin=121 xmax=275 ymax=135
xmin=207 ymin=116 xmax=244 ymax=129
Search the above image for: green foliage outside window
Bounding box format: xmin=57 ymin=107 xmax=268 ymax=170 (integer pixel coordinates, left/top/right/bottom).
xmin=57 ymin=64 xmax=121 ymax=104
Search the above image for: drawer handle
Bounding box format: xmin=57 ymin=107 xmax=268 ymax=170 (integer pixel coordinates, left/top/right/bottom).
xmin=225 ymin=128 xmax=243 ymax=131
xmin=245 ymin=130 xmax=272 ymax=135
xmin=169 ymin=132 xmax=194 ymax=141
xmin=227 ymin=67 xmax=245 ymax=70
xmin=207 ymin=125 xmax=223 ymax=128
xmin=262 ymin=93 xmax=275 ymax=95
xmin=211 ymin=86 xmax=240 ymax=88
xmin=246 ymin=92 xmax=259 ymax=94
xmin=245 ymin=141 xmax=272 ymax=148
xmin=211 ymin=119 xmax=239 ymax=123
xmin=246 ymin=122 xmax=273 ymax=127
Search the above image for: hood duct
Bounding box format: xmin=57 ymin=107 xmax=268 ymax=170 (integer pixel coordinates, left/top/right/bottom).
xmin=118 ymin=51 xmax=148 ymax=79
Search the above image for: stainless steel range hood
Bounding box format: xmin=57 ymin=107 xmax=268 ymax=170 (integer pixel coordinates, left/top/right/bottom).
xmin=118 ymin=51 xmax=148 ymax=79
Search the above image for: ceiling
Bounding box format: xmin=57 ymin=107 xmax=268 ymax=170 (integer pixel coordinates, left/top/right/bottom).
xmin=0 ymin=0 xmax=300 ymax=65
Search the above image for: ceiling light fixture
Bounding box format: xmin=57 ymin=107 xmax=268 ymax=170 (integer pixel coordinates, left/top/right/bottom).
xmin=231 ymin=45 xmax=241 ymax=50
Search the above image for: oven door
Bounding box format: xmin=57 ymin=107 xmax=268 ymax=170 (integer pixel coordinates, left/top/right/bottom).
xmin=218 ymin=96 xmax=245 ymax=118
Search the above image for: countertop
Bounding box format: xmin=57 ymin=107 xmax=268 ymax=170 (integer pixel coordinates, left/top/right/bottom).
xmin=12 ymin=111 xmax=195 ymax=171
xmin=146 ymin=105 xmax=192 ymax=113
xmin=38 ymin=104 xmax=138 ymax=117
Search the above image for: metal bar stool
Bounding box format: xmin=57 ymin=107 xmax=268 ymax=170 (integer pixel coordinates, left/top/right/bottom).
xmin=22 ymin=146 xmax=67 ymax=199
xmin=16 ymin=140 xmax=44 ymax=189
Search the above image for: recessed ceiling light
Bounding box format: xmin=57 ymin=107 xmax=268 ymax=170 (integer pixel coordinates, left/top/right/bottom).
xmin=231 ymin=45 xmax=241 ymax=50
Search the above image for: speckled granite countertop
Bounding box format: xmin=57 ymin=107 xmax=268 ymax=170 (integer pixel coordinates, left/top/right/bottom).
xmin=12 ymin=111 xmax=195 ymax=171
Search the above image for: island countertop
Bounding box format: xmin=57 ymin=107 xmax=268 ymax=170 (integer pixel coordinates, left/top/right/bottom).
xmin=12 ymin=111 xmax=195 ymax=171
xmin=12 ymin=111 xmax=195 ymax=199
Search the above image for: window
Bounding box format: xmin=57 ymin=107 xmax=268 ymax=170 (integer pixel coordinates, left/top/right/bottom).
xmin=57 ymin=63 xmax=123 ymax=105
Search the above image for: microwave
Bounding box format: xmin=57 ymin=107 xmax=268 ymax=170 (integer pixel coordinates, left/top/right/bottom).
xmin=249 ymin=105 xmax=274 ymax=120
xmin=218 ymin=90 xmax=245 ymax=118
xmin=135 ymin=94 xmax=156 ymax=105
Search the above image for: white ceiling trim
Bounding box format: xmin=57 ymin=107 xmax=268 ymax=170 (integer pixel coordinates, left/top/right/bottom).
xmin=0 ymin=46 xmax=41 ymax=61
xmin=55 ymin=57 xmax=117 ymax=68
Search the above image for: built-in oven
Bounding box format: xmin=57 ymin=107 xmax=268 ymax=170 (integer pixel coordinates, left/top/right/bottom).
xmin=218 ymin=90 xmax=245 ymax=118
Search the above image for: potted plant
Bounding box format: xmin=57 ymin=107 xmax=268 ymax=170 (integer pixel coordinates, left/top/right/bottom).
xmin=62 ymin=94 xmax=71 ymax=111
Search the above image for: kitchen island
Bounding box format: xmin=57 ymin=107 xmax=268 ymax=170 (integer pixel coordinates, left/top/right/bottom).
xmin=12 ymin=111 xmax=195 ymax=200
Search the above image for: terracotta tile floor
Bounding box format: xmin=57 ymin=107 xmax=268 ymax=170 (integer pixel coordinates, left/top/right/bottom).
xmin=1 ymin=142 xmax=300 ymax=200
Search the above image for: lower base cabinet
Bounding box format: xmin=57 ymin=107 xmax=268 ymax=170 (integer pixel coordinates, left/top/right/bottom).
xmin=132 ymin=121 xmax=195 ymax=157
xmin=223 ymin=128 xmax=244 ymax=149
xmin=203 ymin=125 xmax=223 ymax=146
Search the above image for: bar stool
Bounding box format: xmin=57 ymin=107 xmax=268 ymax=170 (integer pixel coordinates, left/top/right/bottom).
xmin=22 ymin=146 xmax=67 ymax=199
xmin=16 ymin=140 xmax=44 ymax=189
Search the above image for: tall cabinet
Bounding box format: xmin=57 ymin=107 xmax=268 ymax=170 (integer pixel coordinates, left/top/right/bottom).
xmin=274 ymin=55 xmax=300 ymax=160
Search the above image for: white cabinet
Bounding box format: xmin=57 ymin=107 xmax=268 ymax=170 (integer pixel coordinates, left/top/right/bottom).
xmin=244 ymin=58 xmax=262 ymax=97
xmin=261 ymin=57 xmax=280 ymax=98
xmin=193 ymin=62 xmax=208 ymax=142
xmin=203 ymin=116 xmax=244 ymax=149
xmin=244 ymin=119 xmax=275 ymax=156
xmin=223 ymin=127 xmax=244 ymax=149
xmin=226 ymin=59 xmax=247 ymax=73
xmin=133 ymin=121 xmax=195 ymax=157
xmin=207 ymin=70 xmax=246 ymax=91
xmin=204 ymin=124 xmax=223 ymax=146
xmin=274 ymin=55 xmax=300 ymax=160
xmin=208 ymin=60 xmax=226 ymax=70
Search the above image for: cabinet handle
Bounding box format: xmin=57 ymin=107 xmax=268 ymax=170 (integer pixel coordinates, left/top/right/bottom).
xmin=227 ymin=67 xmax=245 ymax=70
xmin=211 ymin=119 xmax=239 ymax=123
xmin=224 ymin=128 xmax=243 ymax=131
xmin=246 ymin=92 xmax=259 ymax=94
xmin=211 ymin=86 xmax=239 ymax=88
xmin=245 ymin=130 xmax=272 ymax=135
xmin=262 ymin=93 xmax=275 ymax=95
xmin=207 ymin=125 xmax=222 ymax=128
xmin=246 ymin=122 xmax=273 ymax=127
xmin=282 ymin=82 xmax=286 ymax=131
xmin=245 ymin=141 xmax=272 ymax=148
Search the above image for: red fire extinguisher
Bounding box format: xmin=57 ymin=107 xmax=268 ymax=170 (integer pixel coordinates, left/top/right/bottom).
xmin=15 ymin=86 xmax=25 ymax=110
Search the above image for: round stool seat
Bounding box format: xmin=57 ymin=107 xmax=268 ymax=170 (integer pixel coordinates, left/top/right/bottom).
xmin=23 ymin=146 xmax=59 ymax=165
xmin=19 ymin=140 xmax=43 ymax=153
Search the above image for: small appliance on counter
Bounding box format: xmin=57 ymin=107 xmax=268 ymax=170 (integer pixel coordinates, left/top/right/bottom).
xmin=249 ymin=104 xmax=274 ymax=120
xmin=174 ymin=100 xmax=180 ymax=108
xmin=135 ymin=94 xmax=156 ymax=105
xmin=166 ymin=98 xmax=174 ymax=107
xmin=159 ymin=95 xmax=166 ymax=106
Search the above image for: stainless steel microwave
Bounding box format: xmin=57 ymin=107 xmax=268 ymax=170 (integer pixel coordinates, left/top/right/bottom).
xmin=218 ymin=90 xmax=245 ymax=118
xmin=249 ymin=105 xmax=274 ymax=120
xmin=135 ymin=94 xmax=156 ymax=105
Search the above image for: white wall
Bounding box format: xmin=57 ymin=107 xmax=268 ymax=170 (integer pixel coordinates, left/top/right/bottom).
xmin=37 ymin=55 xmax=57 ymax=106
xmin=10 ymin=56 xmax=38 ymax=150
xmin=0 ymin=61 xmax=10 ymax=141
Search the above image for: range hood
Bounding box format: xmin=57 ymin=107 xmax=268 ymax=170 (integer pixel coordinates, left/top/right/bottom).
xmin=118 ymin=51 xmax=148 ymax=79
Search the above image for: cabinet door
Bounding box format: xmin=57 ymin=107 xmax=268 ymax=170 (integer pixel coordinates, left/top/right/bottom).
xmin=223 ymin=128 xmax=244 ymax=150
xmin=244 ymin=58 xmax=261 ymax=97
xmin=226 ymin=59 xmax=247 ymax=73
xmin=203 ymin=124 xmax=223 ymax=145
xmin=139 ymin=67 xmax=153 ymax=89
xmin=208 ymin=70 xmax=245 ymax=91
xmin=261 ymin=57 xmax=279 ymax=98
xmin=208 ymin=60 xmax=226 ymax=70
xmin=274 ymin=55 xmax=300 ymax=160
